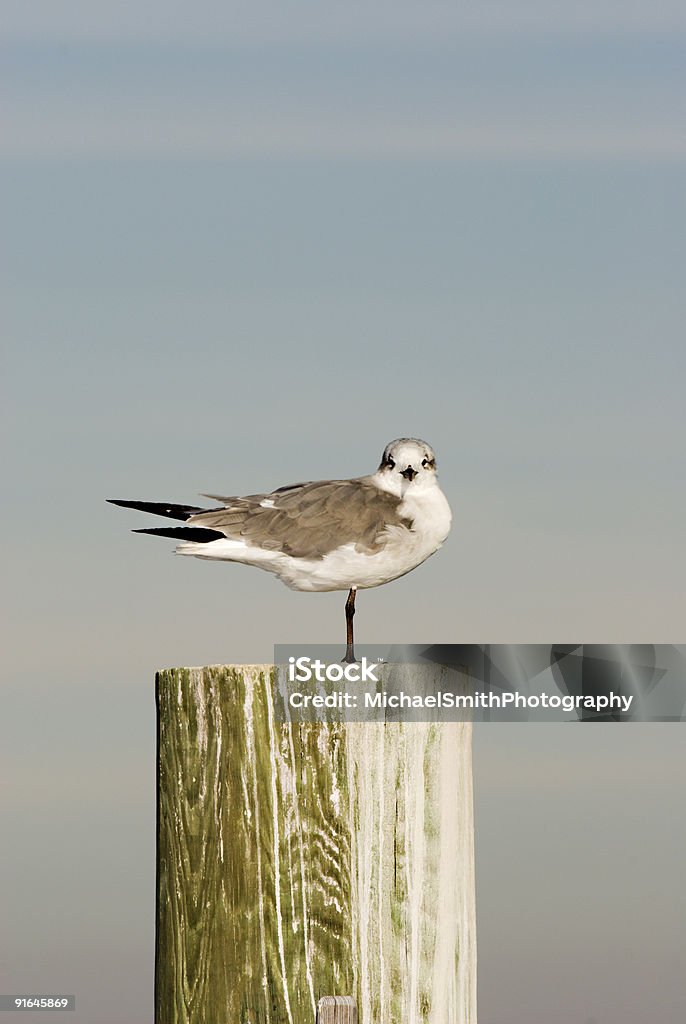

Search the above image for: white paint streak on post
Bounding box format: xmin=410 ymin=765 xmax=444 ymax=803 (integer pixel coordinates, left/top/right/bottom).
xmin=430 ymin=721 xmax=477 ymax=1022
xmin=265 ymin=672 xmax=295 ymax=1024
xmin=376 ymin=725 xmax=386 ymax=1024
xmin=243 ymin=669 xmax=271 ymax=1022
xmin=285 ymin=724 xmax=318 ymax=1018
xmin=345 ymin=662 xmax=477 ymax=1024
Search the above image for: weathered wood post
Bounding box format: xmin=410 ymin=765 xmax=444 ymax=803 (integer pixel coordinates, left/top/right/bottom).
xmin=156 ymin=664 xmax=476 ymax=1024
xmin=317 ymin=996 xmax=358 ymax=1023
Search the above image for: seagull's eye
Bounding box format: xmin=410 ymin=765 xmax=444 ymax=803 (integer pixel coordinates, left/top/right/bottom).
xmin=386 ymin=457 xmax=395 ymax=469
xmin=421 ymin=458 xmax=428 ymax=467
xmin=422 ymin=457 xmax=435 ymax=468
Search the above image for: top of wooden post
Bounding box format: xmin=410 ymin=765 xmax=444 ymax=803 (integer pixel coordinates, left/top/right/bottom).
xmin=316 ymin=996 xmax=358 ymax=1024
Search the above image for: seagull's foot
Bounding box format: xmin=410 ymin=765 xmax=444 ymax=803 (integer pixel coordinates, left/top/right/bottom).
xmin=342 ymin=646 xmax=357 ymax=664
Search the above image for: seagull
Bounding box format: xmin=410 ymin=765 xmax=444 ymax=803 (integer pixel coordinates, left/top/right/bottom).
xmin=108 ymin=438 xmax=451 ymax=662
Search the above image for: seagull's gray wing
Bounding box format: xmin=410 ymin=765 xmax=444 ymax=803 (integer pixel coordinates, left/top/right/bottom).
xmin=187 ymin=478 xmax=412 ymax=559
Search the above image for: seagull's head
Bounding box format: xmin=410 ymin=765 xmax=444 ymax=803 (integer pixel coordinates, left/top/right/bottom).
xmin=375 ymin=438 xmax=438 ymax=495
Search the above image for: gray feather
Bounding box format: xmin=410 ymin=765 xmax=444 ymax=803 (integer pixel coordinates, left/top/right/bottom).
xmin=187 ymin=477 xmax=412 ymax=559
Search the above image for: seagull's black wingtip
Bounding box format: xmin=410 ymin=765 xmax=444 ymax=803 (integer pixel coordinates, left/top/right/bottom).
xmin=106 ymin=499 xmax=204 ymax=520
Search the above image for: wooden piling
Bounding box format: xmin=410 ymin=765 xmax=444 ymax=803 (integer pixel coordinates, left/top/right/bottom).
xmin=156 ymin=664 xmax=476 ymax=1024
xmin=316 ymin=996 xmax=358 ymax=1024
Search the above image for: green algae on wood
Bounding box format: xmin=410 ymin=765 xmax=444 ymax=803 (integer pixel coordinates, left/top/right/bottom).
xmin=156 ymin=665 xmax=476 ymax=1024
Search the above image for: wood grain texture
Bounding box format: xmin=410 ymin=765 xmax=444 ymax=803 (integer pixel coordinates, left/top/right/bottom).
xmin=156 ymin=665 xmax=476 ymax=1024
xmin=316 ymin=996 xmax=358 ymax=1023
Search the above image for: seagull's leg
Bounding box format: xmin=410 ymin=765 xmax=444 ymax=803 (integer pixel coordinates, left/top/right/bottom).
xmin=343 ymin=587 xmax=357 ymax=664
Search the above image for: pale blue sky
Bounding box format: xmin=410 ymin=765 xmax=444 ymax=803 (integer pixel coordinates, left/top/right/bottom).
xmin=2 ymin=4 xmax=685 ymax=1023
xmin=4 ymin=6 xmax=685 ymax=160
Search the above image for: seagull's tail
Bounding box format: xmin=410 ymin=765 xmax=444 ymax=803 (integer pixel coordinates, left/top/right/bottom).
xmin=107 ymin=499 xmax=225 ymax=544
xmin=134 ymin=526 xmax=224 ymax=542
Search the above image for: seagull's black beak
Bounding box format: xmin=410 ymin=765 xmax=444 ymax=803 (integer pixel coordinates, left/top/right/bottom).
xmin=401 ymin=465 xmax=417 ymax=481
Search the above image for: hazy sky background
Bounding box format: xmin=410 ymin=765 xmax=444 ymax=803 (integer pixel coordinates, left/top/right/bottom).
xmin=2 ymin=3 xmax=685 ymax=1022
